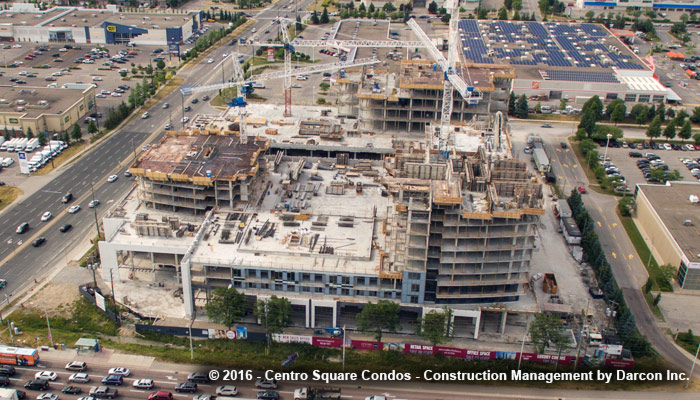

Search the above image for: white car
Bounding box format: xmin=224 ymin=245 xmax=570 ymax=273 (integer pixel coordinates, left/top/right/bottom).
xmin=68 ymin=205 xmax=81 ymax=214
xmin=112 ymin=93 xmax=122 ymax=97
xmin=40 ymin=212 xmax=52 ymax=222
xmin=35 ymin=371 xmax=58 ymax=381
xmin=132 ymin=379 xmax=154 ymax=389
xmin=92 ymin=77 xmax=103 ymax=81
xmin=36 ymin=394 xmax=58 ymax=400
xmin=51 ymin=72 xmax=62 ymax=77
xmin=215 ymin=386 xmax=237 ymax=396
xmin=89 ymin=200 xmax=100 ymax=208
xmin=207 ymin=58 xmax=214 ymax=64
xmin=78 ymin=397 xmax=96 ymax=400
xmin=59 ymin=48 xmax=68 ymax=52
xmin=12 ymin=44 xmax=22 ymax=48
xmin=181 ymin=116 xmax=190 ymax=123
xmin=69 ymin=373 xmax=90 ymax=383
xmin=193 ymin=395 xmax=211 ymax=400
xmin=107 ymin=175 xmax=118 ymax=183
xmin=47 ymin=83 xmax=58 ymax=88
xmin=108 ymin=367 xmax=130 ymax=377
xmin=141 ymin=112 xmax=149 ymax=119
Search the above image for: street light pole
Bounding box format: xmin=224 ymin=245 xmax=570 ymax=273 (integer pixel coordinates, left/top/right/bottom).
xmin=603 ymin=133 xmax=612 ymax=163
xmin=687 ymin=341 xmax=700 ymax=389
xmin=44 ymin=303 xmax=54 ymax=347
xmin=517 ymin=321 xmax=528 ymax=371
xmin=91 ymin=183 xmax=100 ymax=239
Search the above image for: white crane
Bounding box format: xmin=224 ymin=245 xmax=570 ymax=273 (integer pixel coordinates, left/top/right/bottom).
xmin=224 ymin=54 xmax=251 ymax=144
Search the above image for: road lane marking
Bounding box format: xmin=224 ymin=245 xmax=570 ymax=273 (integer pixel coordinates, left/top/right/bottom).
xmin=629 ymin=254 xmax=634 ymax=259
xmin=628 ymin=264 xmax=632 ymax=271
xmin=612 ymin=252 xmax=617 ymax=259
xmin=597 ymin=221 xmax=602 ymax=227
xmin=612 ymin=222 xmax=617 ymax=228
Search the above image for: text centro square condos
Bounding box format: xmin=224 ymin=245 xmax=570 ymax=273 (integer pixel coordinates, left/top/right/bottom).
xmin=98 ymin=115 xmax=544 ymax=339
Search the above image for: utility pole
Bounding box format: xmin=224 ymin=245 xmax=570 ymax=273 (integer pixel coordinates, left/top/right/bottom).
xmin=517 ymin=320 xmax=529 ymax=371
xmin=7 ymin=319 xmax=14 ymax=346
xmin=90 ymin=183 xmax=100 ymax=239
xmin=189 ymin=318 xmax=194 ymax=360
xmin=44 ymin=303 xmax=54 ymax=347
xmin=687 ymin=341 xmax=700 ymax=389
xmin=110 ymin=270 xmax=119 ymax=323
xmin=342 ymin=324 xmax=346 ymax=371
xmin=574 ymin=299 xmax=590 ymax=372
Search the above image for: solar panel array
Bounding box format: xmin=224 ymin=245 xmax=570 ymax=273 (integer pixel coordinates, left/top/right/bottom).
xmin=457 ymin=21 xmax=646 ymax=75
xmin=542 ymin=70 xmax=619 ymax=83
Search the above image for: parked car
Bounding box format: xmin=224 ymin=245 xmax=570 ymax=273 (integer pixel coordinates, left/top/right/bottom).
xmin=577 ymin=186 xmax=587 ymax=194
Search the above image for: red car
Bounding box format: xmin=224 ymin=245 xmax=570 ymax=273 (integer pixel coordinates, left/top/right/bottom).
xmin=577 ymin=186 xmax=587 ymax=194
xmin=148 ymin=391 xmax=173 ymax=400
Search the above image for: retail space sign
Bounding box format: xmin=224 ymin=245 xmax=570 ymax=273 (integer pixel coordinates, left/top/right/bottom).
xmin=106 ymin=25 xmax=117 ymax=33
xmin=18 ymin=152 xmax=29 ymax=174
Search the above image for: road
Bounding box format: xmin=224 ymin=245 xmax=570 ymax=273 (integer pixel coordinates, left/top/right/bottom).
xmin=5 ymin=357 xmax=698 ymax=400
xmin=0 ymin=0 xmax=312 ymax=301
xmin=513 ymin=121 xmax=697 ymax=375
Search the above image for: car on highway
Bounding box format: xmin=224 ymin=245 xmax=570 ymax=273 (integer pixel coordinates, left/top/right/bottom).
xmin=32 ymin=237 xmax=47 ymax=247
xmin=182 ymin=117 xmax=190 ymax=123
xmin=124 ymin=171 xmax=132 ymax=178
xmin=577 ymin=186 xmax=587 ymax=194
xmin=207 ymin=58 xmax=214 ymax=64
xmin=255 ymin=379 xmax=277 ymax=390
xmin=101 ymin=375 xmax=123 ymax=386
xmin=16 ymin=222 xmax=30 ymax=234
xmin=66 ymin=361 xmax=88 ymax=372
xmin=0 ymin=376 xmax=9 ymax=387
xmin=216 ymin=386 xmax=237 ymax=396
xmin=184 ymin=106 xmax=191 ymax=112
xmin=89 ymin=200 xmax=100 ymax=208
xmin=40 ymin=212 xmax=52 ymax=222
xmin=141 ymin=112 xmax=149 ymax=119
xmin=107 ymin=175 xmax=118 ymax=183
xmin=133 ymin=379 xmax=154 ymax=390
xmin=540 ymin=124 xmax=553 ymax=128
xmin=62 ymin=386 xmax=82 ymax=395
xmin=0 ymin=366 xmax=16 ymax=377
xmin=191 ymin=98 xmax=199 ymax=104
xmin=36 ymin=394 xmax=58 ymax=400
xmin=256 ymin=391 xmax=279 ymax=400
xmin=202 ymin=95 xmax=209 ymax=101
xmin=68 ymin=205 xmax=81 ymax=214
xmin=174 ymin=382 xmax=198 ymax=393
xmin=68 ymin=373 xmax=90 ymax=383
xmin=24 ymin=379 xmax=49 ymax=391
xmin=186 ymin=372 xmax=210 ymax=384
xmin=164 ymin=124 xmax=172 ymax=130
xmin=0 ymin=280 xmax=6 ymax=289
xmin=62 ymin=192 xmax=73 ymax=203
xmin=163 ymin=103 xmax=169 ymax=109
xmin=107 ymin=367 xmax=130 ymax=377
xmin=35 ymin=372 xmax=58 ymax=381
xmin=147 ymin=392 xmax=172 ymax=400
xmin=89 ymin=386 xmax=118 ymax=399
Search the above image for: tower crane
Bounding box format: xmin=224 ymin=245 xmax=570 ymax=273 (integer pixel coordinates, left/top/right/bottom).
xmin=224 ymin=54 xmax=253 ymax=144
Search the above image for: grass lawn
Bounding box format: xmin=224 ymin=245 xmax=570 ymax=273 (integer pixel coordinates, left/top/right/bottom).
xmin=0 ymin=186 xmax=22 ymax=212
xmin=644 ymin=291 xmax=666 ymax=321
xmin=618 ymin=214 xmax=673 ymax=292
xmin=211 ymin=87 xmax=238 ymax=107
xmin=142 ymin=77 xmax=185 ymax=109
xmin=33 ymin=142 xmax=87 ymax=175
xmin=676 ymin=329 xmax=700 ymax=355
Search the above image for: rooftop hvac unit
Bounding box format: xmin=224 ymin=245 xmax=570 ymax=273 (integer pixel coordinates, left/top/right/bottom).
xmin=690 ymin=195 xmax=699 ymax=203
xmin=72 ymin=24 xmax=77 ymax=27
xmin=16 ymin=99 xmax=26 ymax=105
xmin=61 ymin=18 xmax=66 ymax=22
xmin=82 ymin=18 xmax=87 ymax=22
xmin=93 ymin=14 xmax=97 ymax=17
xmin=38 ymin=100 xmax=48 ymax=106
xmin=16 ymin=107 xmax=25 ymax=112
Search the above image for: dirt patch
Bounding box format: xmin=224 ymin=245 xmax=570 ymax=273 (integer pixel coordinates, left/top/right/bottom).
xmin=23 ymin=283 xmax=81 ymax=317
xmin=0 ymin=186 xmax=22 ymax=212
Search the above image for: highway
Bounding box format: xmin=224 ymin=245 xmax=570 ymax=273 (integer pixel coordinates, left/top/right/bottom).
xmin=0 ymin=0 xmax=312 ymax=301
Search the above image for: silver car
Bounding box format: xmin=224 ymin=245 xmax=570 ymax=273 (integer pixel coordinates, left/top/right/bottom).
xmin=69 ymin=373 xmax=90 ymax=384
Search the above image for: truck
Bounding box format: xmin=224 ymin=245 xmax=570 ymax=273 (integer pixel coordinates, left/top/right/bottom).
xmin=532 ymin=146 xmax=551 ymax=173
xmin=89 ymin=386 xmax=119 ymax=399
xmin=25 ymin=138 xmax=39 ymax=152
xmin=14 ymin=138 xmax=28 ymax=152
xmin=4 ymin=139 xmax=18 ymax=152
xmin=294 ymin=387 xmax=342 ymax=400
xmin=543 ymin=273 xmax=558 ymax=294
xmin=49 ymin=140 xmax=67 ymax=151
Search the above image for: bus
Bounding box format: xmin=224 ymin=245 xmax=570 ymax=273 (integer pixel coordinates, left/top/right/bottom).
xmin=0 ymin=346 xmax=40 ymax=366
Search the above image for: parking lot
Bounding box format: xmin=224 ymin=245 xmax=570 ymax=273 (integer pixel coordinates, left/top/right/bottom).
xmin=597 ymin=142 xmax=700 ymax=190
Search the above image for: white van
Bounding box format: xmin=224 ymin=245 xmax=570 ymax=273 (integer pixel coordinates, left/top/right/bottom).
xmin=2 ymin=157 xmax=14 ymax=167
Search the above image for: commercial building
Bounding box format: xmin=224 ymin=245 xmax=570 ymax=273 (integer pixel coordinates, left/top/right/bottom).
xmin=0 ymin=85 xmax=95 ymax=136
xmin=98 ymin=112 xmax=543 ymax=337
xmin=633 ymin=182 xmax=700 ymax=290
xmin=0 ymin=3 xmax=202 ymax=45
xmin=455 ymin=20 xmax=671 ymax=104
xmin=575 ymin=0 xmax=700 ymax=12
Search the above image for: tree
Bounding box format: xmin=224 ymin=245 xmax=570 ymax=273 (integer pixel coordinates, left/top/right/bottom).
xmin=498 ymin=7 xmax=508 ymax=20
xmin=63 ymin=131 xmax=70 ymax=145
xmin=535 ymin=102 xmax=541 ymax=113
xmin=529 ymin=313 xmax=570 ymax=354
xmin=320 ymin=7 xmax=329 ymax=24
xmin=156 ymin=59 xmax=166 ymax=70
xmin=254 ymin=295 xmax=292 ymax=350
xmin=87 ymin=120 xmax=98 ymax=135
xmin=582 ymin=95 xmax=603 ymax=121
xmin=646 ymin=115 xmax=662 ymax=141
xmin=643 ymin=278 xmax=653 ymax=294
xmin=428 ymin=0 xmax=438 ymax=14
xmin=508 ymin=91 xmax=516 ymax=116
xmin=635 ymin=107 xmax=648 ymax=126
xmin=694 ymin=133 xmax=700 ymax=144
xmin=605 ymin=98 xmax=623 ymax=117
xmin=205 ymin=287 xmax=247 ymax=329
xmin=357 ymin=300 xmax=400 ymax=341
xmin=38 ymin=133 xmax=47 ymax=146
xmin=514 ymin=94 xmax=528 ymax=119
xmin=618 ymin=196 xmax=634 ymax=217
xmin=666 ymin=107 xmax=675 ymax=119
xmin=504 ymin=0 xmax=513 ymax=10
xmin=578 ymin=108 xmax=597 ymax=137
xmin=611 ymin=103 xmax=625 ymax=125
xmin=71 ymin=123 xmax=82 ymax=141
xmin=320 ymin=82 xmax=330 ymax=91
xmin=26 ymin=126 xmax=34 ymax=139
xmin=691 ymin=106 xmax=700 ymax=123
xmin=311 ymin=10 xmax=319 ymax=24
xmin=513 ymin=10 xmax=521 ymax=20
xmin=417 ymin=308 xmax=452 ymax=345
xmin=559 ymin=98 xmax=568 ymax=110
xmin=663 ymin=120 xmax=676 ymax=141
xmin=679 ymin=120 xmax=692 ymax=142
xmin=368 ymin=3 xmax=375 ymax=13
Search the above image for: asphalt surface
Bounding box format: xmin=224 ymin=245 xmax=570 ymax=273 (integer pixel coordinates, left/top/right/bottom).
xmin=0 ymin=0 xmax=312 ymax=300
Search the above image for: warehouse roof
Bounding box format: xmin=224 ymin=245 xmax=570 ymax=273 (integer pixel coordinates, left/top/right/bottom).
xmin=0 ymin=85 xmax=91 ymax=119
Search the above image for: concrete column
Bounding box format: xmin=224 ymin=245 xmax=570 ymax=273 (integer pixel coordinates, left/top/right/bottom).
xmin=181 ymin=256 xmax=194 ymax=318
xmin=306 ymin=299 xmax=311 ymax=328
xmin=130 ymin=250 xmax=135 ymax=273
xmin=473 ymin=312 xmax=481 ymax=340
xmin=332 ymin=303 xmax=337 ymax=328
xmin=151 ymin=252 xmax=156 ymax=282
xmin=229 ymin=181 xmax=234 ymax=209
xmin=499 ymin=312 xmax=508 ymax=334
xmin=310 ymin=301 xmax=316 ymax=329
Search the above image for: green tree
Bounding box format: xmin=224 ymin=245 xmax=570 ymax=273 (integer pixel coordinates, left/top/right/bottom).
xmin=156 ymin=59 xmax=166 ymax=70
xmin=87 ymin=120 xmax=98 ymax=135
xmin=205 ymin=287 xmax=247 ymax=329
xmin=663 ymin=120 xmax=676 ymax=141
xmin=585 ymin=10 xmax=594 ymax=22
xmin=508 ymin=91 xmax=516 ymax=116
xmin=578 ymin=108 xmax=597 ymax=137
xmin=681 ymin=13 xmax=690 ymax=24
xmin=582 ymin=95 xmax=603 ymax=121
xmin=417 ymin=308 xmax=452 ymax=345
xmin=646 ymin=115 xmax=662 ymax=141
xmin=679 ymin=120 xmax=692 ymax=142
xmin=145 ymin=64 xmax=153 ymax=75
xmin=504 ymin=0 xmax=513 ymax=10
xmin=320 ymin=82 xmax=330 ymax=91
xmin=498 ymin=7 xmax=508 ymax=20
xmin=618 ymin=196 xmax=634 ymax=217
xmin=657 ymin=102 xmax=665 ymax=122
xmin=605 ymin=98 xmax=623 ymax=117
xmin=666 ymin=107 xmax=676 ymax=119
xmin=535 ymin=102 xmax=542 ymax=113
xmin=691 ymin=106 xmax=700 ymax=123
xmin=559 ymin=98 xmax=568 ymax=110
xmin=635 ymin=107 xmax=648 ymax=126
xmin=529 ymin=313 xmax=570 ymax=354
xmin=320 ymin=7 xmax=329 ymax=24
xmin=311 ymin=10 xmax=319 ymax=24
xmin=70 ymin=123 xmax=82 ymax=141
xmin=357 ymin=300 xmax=400 ymax=341
xmin=26 ymin=126 xmax=34 ymax=139
xmin=368 ymin=3 xmax=375 ymax=13
xmin=63 ymin=131 xmax=71 ymax=145
xmin=514 ymin=94 xmax=528 ymax=119
xmin=695 ymin=133 xmax=700 ymax=144
xmin=611 ymin=103 xmax=625 ymax=125
xmin=38 ymin=133 xmax=47 ymax=146
xmin=644 ymin=278 xmax=653 ymax=293
xmin=428 ymin=0 xmax=438 ymax=13
xmin=254 ymin=295 xmax=293 ymax=350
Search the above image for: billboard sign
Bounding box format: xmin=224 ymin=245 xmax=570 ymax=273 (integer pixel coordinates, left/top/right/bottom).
xmin=18 ymin=151 xmax=29 ymax=174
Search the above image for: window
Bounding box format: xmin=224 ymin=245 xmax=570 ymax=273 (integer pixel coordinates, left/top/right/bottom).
xmin=408 ymin=272 xmax=421 ymax=280
xmin=624 ymin=94 xmax=637 ymax=102
xmin=79 ymin=104 xmax=84 ymax=111
xmin=409 ymin=296 xmax=419 ymax=303
xmin=606 ymin=93 xmax=618 ymax=100
xmin=369 ymin=291 xmax=378 ymax=297
xmin=638 ymin=94 xmax=650 ymax=103
xmin=8 ymin=118 xmax=18 ymax=124
xmin=653 ymin=95 xmax=665 ymax=103
xmin=64 ymin=115 xmax=70 ymax=122
xmin=411 ymin=284 xmax=420 ymax=292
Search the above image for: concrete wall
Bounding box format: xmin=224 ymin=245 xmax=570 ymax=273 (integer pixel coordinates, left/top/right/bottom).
xmin=633 ymin=187 xmax=683 ymax=269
